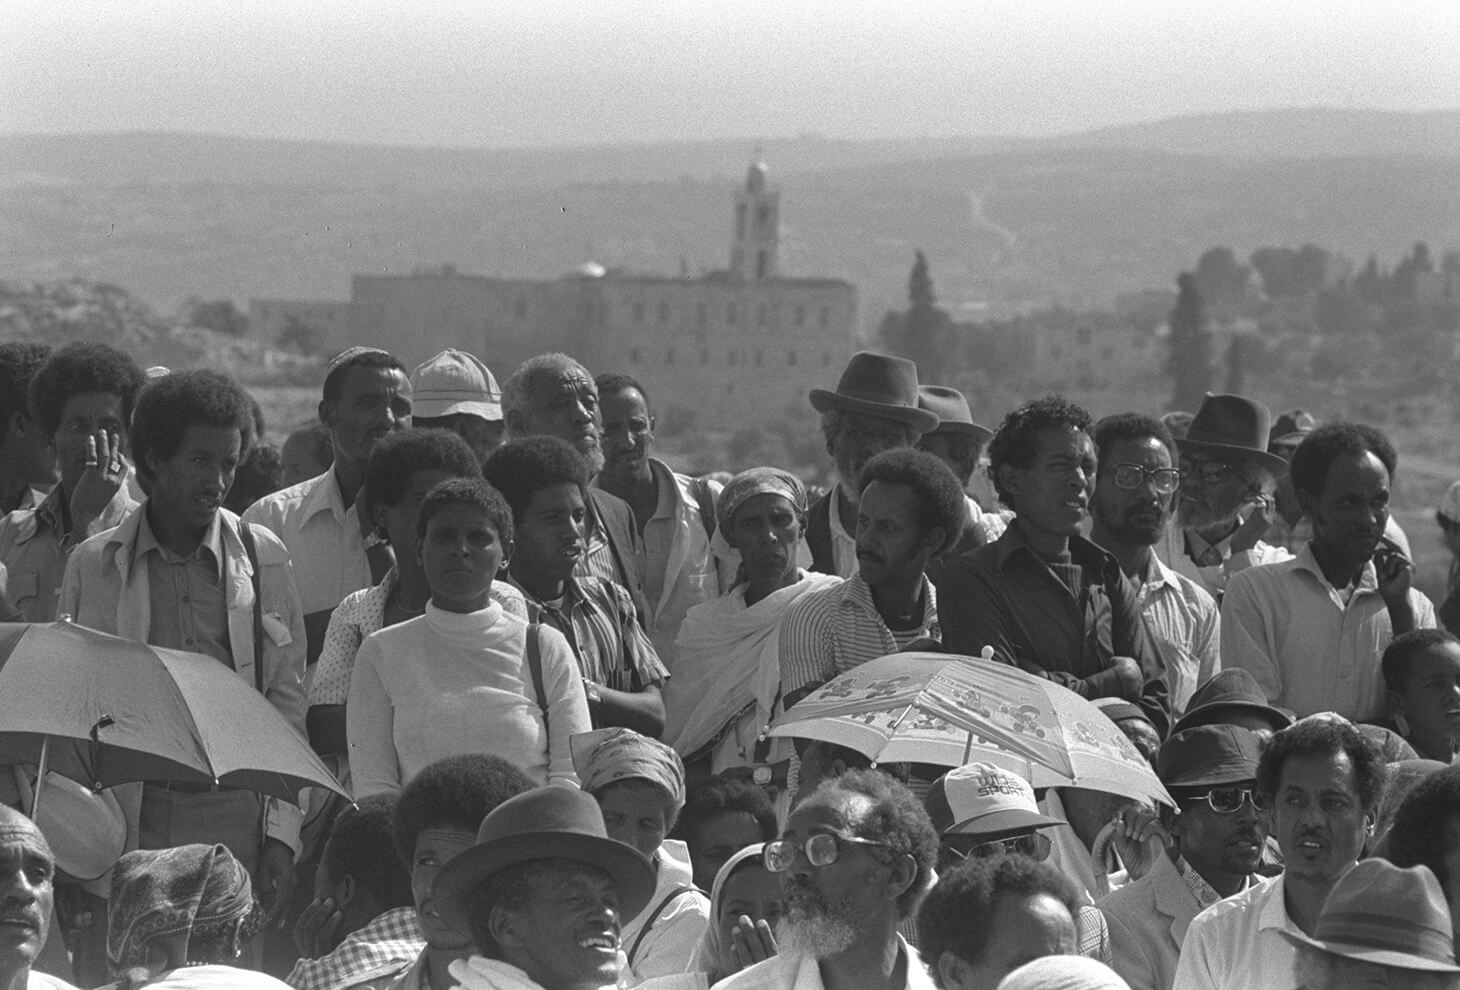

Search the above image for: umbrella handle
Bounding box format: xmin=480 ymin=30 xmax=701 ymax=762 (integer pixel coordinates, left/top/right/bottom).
xmin=30 ymin=736 xmax=49 ymax=818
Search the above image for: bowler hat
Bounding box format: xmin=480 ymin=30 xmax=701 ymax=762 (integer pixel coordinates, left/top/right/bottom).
xmin=1268 ymin=408 xmax=1317 ymax=450
xmin=1176 ymin=393 xmax=1289 ymax=479
xmin=917 ymin=386 xmax=992 ymax=442
xmin=1282 ymin=859 xmax=1460 ymax=972
xmin=433 ymin=787 xmax=655 ymax=932
xmin=1157 ymin=725 xmax=1261 ymax=788
xmin=809 ymin=352 xmax=940 ymax=433
xmin=1171 ymin=669 xmax=1294 ymax=736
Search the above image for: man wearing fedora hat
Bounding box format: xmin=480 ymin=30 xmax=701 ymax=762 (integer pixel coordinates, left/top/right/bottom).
xmin=1099 ymin=726 xmax=1270 ymax=990
xmin=410 ymin=349 xmax=506 ymax=467
xmin=805 ymin=352 xmax=939 ymax=578
xmin=1155 ymin=393 xmax=1291 ymax=599
xmin=432 ymin=787 xmax=657 ymax=990
xmin=915 ymin=386 xmax=1006 ymax=546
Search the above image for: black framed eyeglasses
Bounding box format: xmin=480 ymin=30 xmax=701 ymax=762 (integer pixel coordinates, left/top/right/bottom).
xmin=942 ymin=832 xmax=1053 ymax=863
xmin=1190 ymin=787 xmax=1266 ymax=815
xmin=1111 ymin=463 xmax=1183 ymax=496
xmin=763 ymin=833 xmax=888 ymax=873
xmin=1179 ymin=460 xmax=1236 ymax=486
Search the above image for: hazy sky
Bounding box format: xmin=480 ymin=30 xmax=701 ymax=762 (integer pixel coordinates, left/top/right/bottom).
xmin=6 ymin=0 xmax=1459 ymax=148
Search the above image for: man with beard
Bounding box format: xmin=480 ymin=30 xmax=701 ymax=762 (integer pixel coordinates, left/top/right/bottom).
xmin=1099 ymin=725 xmax=1269 ymax=990
xmin=1155 ymin=393 xmax=1290 ymax=600
xmin=594 ymin=373 xmax=725 ymax=659
xmin=803 ymin=353 xmax=940 ymax=578
xmin=502 ymin=354 xmax=649 ymax=621
xmin=1221 ymin=422 xmax=1436 ymax=722
xmin=936 ymin=397 xmax=1170 ymax=735
xmin=1089 ymin=414 xmax=1219 ymax=717
xmin=1173 ymin=716 xmax=1386 ymax=990
xmin=0 ymin=806 xmax=75 ymax=990
xmin=713 ymin=770 xmax=939 ymax=990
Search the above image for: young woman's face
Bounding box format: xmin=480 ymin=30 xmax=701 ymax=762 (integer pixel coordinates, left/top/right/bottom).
xmin=419 ymin=502 xmax=508 ymax=613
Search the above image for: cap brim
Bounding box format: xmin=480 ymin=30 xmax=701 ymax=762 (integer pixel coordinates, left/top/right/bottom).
xmin=1171 ymin=700 xmax=1294 ymax=736
xmin=809 ymin=390 xmax=940 ymax=433
xmin=434 ymin=832 xmax=656 ymax=932
xmin=1175 ymin=438 xmax=1290 ymax=479
xmin=943 ymin=808 xmax=1063 ymax=835
xmin=413 ymin=399 xmax=503 ymax=421
xmin=1280 ymin=930 xmax=1460 ymax=973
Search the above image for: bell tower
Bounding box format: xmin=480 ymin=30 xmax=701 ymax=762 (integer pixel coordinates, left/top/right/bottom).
xmin=729 ymin=156 xmax=779 ymax=281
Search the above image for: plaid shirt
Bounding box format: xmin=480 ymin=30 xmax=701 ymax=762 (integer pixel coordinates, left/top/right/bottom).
xmin=513 ymin=575 xmax=668 ymax=692
xmin=286 ymin=906 xmax=423 ymax=990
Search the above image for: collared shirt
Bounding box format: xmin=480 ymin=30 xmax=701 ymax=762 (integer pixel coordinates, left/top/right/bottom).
xmin=778 ymin=573 xmax=937 ymax=704
xmin=242 ymin=469 xmax=372 ymax=618
xmin=711 ymin=934 xmax=934 ymax=990
xmin=285 ymin=906 xmax=423 ymax=990
xmin=637 ymin=459 xmax=722 ymax=660
xmin=1174 ymin=855 xmax=1247 ymax=910
xmin=512 ymin=575 xmax=668 ymax=691
xmin=825 ymin=483 xmax=860 ymax=580
xmin=134 ymin=508 xmax=231 ymax=665
xmin=935 ymin=523 xmax=1170 ymax=734
xmin=1172 ymin=875 xmax=1301 ymax=990
xmin=0 ymin=482 xmax=135 ymax=621
xmin=1221 ymin=542 xmax=1437 ymax=721
xmin=1134 ymin=553 xmax=1220 ymax=716
xmin=1155 ymin=525 xmax=1290 ymax=600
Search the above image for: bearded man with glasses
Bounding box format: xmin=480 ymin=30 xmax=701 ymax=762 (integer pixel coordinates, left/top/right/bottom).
xmin=1098 ymin=725 xmax=1269 ymax=990
xmin=1091 ymin=413 xmax=1221 ymax=717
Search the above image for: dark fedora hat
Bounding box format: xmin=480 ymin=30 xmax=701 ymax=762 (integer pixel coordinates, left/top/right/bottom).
xmin=1175 ymin=393 xmax=1289 ymax=478
xmin=918 ymin=386 xmax=993 ymax=442
xmin=809 ymin=352 xmax=940 ymax=433
xmin=1157 ymin=725 xmax=1262 ymax=789
xmin=433 ymin=787 xmax=655 ymax=932
xmin=1268 ymin=408 xmax=1317 ymax=450
xmin=1171 ymin=668 xmax=1294 ymax=736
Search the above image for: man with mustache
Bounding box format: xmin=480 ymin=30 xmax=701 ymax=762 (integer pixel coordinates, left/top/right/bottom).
xmin=1173 ymin=715 xmax=1386 ymax=990
xmin=936 ymin=397 xmax=1170 ymax=735
xmin=502 ymin=354 xmax=649 ymax=623
xmin=0 ymin=806 xmax=74 ymax=990
xmin=1221 ymin=422 xmax=1436 ymax=722
xmin=593 ymin=373 xmax=725 ymax=659
xmin=1099 ymin=725 xmax=1269 ymax=990
xmin=713 ymin=770 xmax=939 ymax=990
xmin=1089 ymin=414 xmax=1219 ymax=717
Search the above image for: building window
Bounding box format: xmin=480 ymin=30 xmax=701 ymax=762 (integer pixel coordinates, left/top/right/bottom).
xmin=736 ymin=203 xmax=747 ymax=238
xmin=658 ymin=303 xmax=670 ymax=324
xmin=757 ymin=304 xmax=768 ymax=327
xmin=1051 ymin=346 xmax=1064 ymax=360
xmin=727 ymin=303 xmax=738 ymax=325
xmin=756 ymin=251 xmax=768 ymax=278
xmin=788 ymin=350 xmax=798 ymax=366
xmin=794 ymin=306 xmax=805 ymax=327
xmin=754 ymin=350 xmax=763 ymax=367
xmin=513 ymin=298 xmax=527 ymax=320
xmin=665 ymin=347 xmax=675 ymax=365
xmin=728 ymin=349 xmax=738 ymax=366
xmin=823 ymin=352 xmax=833 ymax=367
xmin=701 ymin=349 xmax=710 ymax=365
xmin=696 ymin=302 xmax=707 ymax=325
xmin=819 ymin=307 xmax=829 ymax=327
xmin=630 ymin=347 xmax=641 ymax=364
xmin=757 ymin=204 xmax=770 ymax=228
xmin=1076 ymin=326 xmax=1092 ymax=346
xmin=633 ymin=302 xmax=645 ymax=323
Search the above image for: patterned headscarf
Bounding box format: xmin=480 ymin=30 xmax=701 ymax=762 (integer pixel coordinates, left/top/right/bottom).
xmin=716 ymin=468 xmax=807 ymax=534
xmin=107 ymin=844 xmax=263 ymax=972
xmin=570 ymin=727 xmax=686 ymax=813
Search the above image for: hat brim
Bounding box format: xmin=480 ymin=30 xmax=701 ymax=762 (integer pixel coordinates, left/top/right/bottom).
xmin=944 ymin=808 xmax=1063 ymax=836
xmin=413 ymin=399 xmax=503 ymax=421
xmin=1171 ymin=700 xmax=1294 ymax=737
xmin=1175 ymin=438 xmax=1290 ymax=479
xmin=434 ymin=832 xmax=656 ymax=932
xmin=1280 ymin=930 xmax=1460 ymax=973
xmin=931 ymin=422 xmax=994 ymax=442
xmin=809 ymin=390 xmax=941 ymax=433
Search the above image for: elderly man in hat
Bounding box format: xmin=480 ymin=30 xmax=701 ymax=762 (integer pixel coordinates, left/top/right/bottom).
xmin=1155 ymin=393 xmax=1290 ymax=600
xmin=0 ymin=806 xmax=76 ymax=990
xmin=1221 ymin=422 xmax=1436 ymax=722
xmin=1098 ymin=726 xmax=1269 ymax=990
xmin=410 ymin=349 xmax=505 ymax=467
xmin=664 ymin=468 xmax=840 ymax=789
xmin=916 ymin=386 xmax=1005 ymax=545
xmin=432 ymin=787 xmax=656 ymax=990
xmin=804 ymin=352 xmax=939 ymax=578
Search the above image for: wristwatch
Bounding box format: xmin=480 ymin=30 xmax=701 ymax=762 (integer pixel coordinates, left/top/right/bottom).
xmin=753 ymin=765 xmax=773 ymax=787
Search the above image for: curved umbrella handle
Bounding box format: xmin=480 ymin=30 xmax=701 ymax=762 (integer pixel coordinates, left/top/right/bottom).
xmin=89 ymin=715 xmax=116 ymax=791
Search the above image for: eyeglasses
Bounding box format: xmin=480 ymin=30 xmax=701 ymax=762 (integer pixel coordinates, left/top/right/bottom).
xmin=943 ymin=832 xmax=1053 ymax=862
xmin=1110 ymin=463 xmax=1183 ymax=496
xmin=1179 ymin=460 xmax=1237 ymax=486
xmin=763 ymin=833 xmax=888 ymax=873
xmin=1189 ymin=787 xmax=1266 ymax=815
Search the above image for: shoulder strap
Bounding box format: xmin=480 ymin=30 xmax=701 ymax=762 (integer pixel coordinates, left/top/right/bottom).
xmin=806 ymin=493 xmax=834 ymax=575
xmin=526 ymin=623 xmax=548 ymax=726
xmin=237 ymin=520 xmax=265 ymax=694
xmin=627 ymin=884 xmax=698 ymax=967
xmin=691 ymin=477 xmax=717 ymax=540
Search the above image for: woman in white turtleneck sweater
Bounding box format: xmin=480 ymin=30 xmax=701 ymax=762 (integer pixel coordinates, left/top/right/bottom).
xmin=347 ymin=478 xmax=590 ymax=797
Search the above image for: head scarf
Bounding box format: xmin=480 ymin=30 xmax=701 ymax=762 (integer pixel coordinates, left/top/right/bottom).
xmin=687 ymin=844 xmax=768 ymax=979
xmin=570 ymin=728 xmax=686 ymax=813
xmin=996 ymin=956 xmax=1131 ymax=990
xmin=107 ymin=844 xmax=262 ymax=972
xmin=716 ymin=468 xmax=807 ymax=534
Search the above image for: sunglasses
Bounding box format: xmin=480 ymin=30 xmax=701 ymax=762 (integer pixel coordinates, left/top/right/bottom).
xmin=1189 ymin=787 xmax=1266 ymax=815
xmin=943 ymin=832 xmax=1053 ymax=862
xmin=1110 ymin=463 xmax=1183 ymax=496
xmin=763 ymin=833 xmax=887 ymax=873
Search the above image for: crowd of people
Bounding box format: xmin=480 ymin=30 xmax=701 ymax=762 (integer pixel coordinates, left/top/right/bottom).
xmin=2 ymin=336 xmax=1460 ymax=990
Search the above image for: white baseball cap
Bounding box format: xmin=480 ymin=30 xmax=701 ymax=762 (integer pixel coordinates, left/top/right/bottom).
xmin=411 ymin=349 xmax=502 ymax=421
xmin=924 ymin=763 xmax=1062 ymax=836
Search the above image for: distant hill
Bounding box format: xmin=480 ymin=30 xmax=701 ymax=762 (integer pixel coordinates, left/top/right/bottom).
xmin=2 ymin=107 xmax=1458 ymax=322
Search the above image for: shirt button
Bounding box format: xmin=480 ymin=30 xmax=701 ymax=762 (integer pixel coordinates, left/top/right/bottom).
xmin=182 ymin=595 xmax=191 ymax=604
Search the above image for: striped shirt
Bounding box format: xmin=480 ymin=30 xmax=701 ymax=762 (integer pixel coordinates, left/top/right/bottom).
xmin=778 ymin=573 xmax=938 ymax=704
xmin=1135 ymin=553 xmax=1220 ymax=716
xmin=513 ymin=574 xmax=668 ymax=691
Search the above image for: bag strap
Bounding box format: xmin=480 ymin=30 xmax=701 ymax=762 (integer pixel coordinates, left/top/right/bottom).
xmin=526 ymin=623 xmax=548 ymax=730
xmin=237 ymin=520 xmax=265 ymax=695
xmin=691 ymin=477 xmax=717 ymax=540
xmin=627 ymin=884 xmax=698 ymax=967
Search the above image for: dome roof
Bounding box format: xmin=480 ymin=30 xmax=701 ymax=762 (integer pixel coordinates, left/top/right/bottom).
xmin=746 ymin=160 xmax=768 ymax=192
xmin=565 ymin=261 xmax=607 ymax=279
